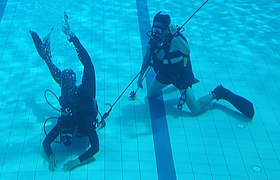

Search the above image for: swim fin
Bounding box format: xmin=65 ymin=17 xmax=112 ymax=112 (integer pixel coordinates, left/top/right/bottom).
xmin=29 ymin=29 xmax=53 ymax=60
xmin=29 ymin=30 xmax=43 ymax=58
xmin=213 ymin=85 xmax=255 ymax=119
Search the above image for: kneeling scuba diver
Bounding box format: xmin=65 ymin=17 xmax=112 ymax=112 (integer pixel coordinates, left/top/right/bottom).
xmin=138 ymin=9 xmax=255 ymax=119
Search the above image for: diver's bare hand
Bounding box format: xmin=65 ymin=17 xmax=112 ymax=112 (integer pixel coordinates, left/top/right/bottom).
xmin=63 ymin=158 xmax=80 ymax=171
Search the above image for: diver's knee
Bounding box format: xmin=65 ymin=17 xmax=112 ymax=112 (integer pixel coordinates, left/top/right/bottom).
xmin=190 ymin=109 xmax=200 ymax=116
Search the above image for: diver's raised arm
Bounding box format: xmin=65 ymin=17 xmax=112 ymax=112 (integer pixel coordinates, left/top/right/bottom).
xmin=68 ymin=33 xmax=92 ymax=67
xmin=44 ymin=59 xmax=62 ymax=85
xmin=66 ymin=33 xmax=96 ymax=98
xmin=61 ymin=12 xmax=95 ymax=97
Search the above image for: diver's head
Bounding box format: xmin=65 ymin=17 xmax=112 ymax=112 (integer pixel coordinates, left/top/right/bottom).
xmin=61 ymin=69 xmax=76 ymax=93
xmin=60 ymin=128 xmax=73 ymax=147
xmin=58 ymin=117 xmax=77 ymax=147
xmin=152 ymin=12 xmax=171 ymax=37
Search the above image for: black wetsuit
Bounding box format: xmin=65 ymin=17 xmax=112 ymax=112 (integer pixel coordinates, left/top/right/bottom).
xmin=33 ymin=34 xmax=99 ymax=162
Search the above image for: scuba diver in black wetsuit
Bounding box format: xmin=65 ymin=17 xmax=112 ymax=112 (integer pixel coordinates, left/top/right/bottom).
xmin=30 ymin=14 xmax=99 ymax=171
xmin=137 ymin=12 xmax=254 ymax=119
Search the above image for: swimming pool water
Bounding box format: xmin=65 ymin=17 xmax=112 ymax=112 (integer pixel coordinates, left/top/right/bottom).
xmin=0 ymin=0 xmax=280 ymax=179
